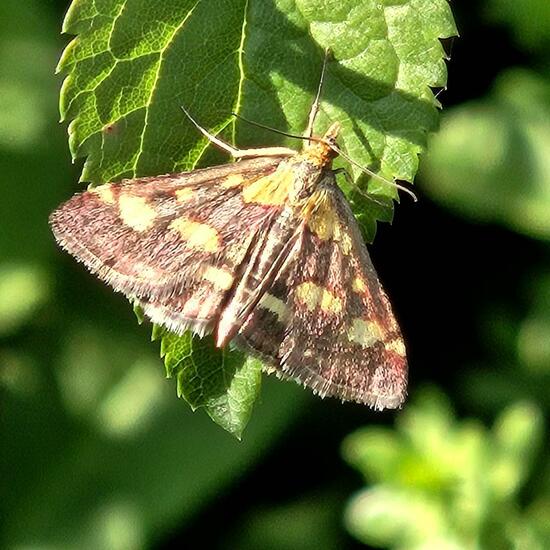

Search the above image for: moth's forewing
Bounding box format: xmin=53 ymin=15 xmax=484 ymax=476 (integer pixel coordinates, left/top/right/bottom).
xmin=134 ymin=161 xmax=304 ymax=339
xmin=50 ymin=157 xmax=282 ymax=302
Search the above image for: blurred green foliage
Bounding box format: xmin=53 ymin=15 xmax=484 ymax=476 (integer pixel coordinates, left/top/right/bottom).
xmin=0 ymin=1 xmax=305 ymax=547
xmin=461 ymin=270 xmax=550 ymax=412
xmin=343 ymin=389 xmax=548 ymax=549
xmin=0 ymin=263 xmax=51 ymax=335
xmin=1 ymin=0 xmax=549 ymax=549
xmin=420 ymin=69 xmax=550 ymax=240
xmin=487 ymin=0 xmax=550 ymax=53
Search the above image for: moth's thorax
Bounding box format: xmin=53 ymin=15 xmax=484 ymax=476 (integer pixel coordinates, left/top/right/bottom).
xmin=286 ymin=122 xmax=341 ymax=205
xmin=286 ymin=159 xmax=327 ymax=206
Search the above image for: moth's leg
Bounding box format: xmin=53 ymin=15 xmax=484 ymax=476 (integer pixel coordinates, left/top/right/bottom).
xmin=181 ymin=106 xmax=295 ymax=159
xmin=304 ymin=48 xmax=331 ymax=139
xmin=333 ymin=167 xmax=354 ymax=186
xmin=334 ymin=167 xmax=416 ymax=205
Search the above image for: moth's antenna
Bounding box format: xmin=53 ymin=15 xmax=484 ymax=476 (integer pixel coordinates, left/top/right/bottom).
xmin=331 ymin=145 xmax=417 ymax=202
xmin=180 ymin=105 xmax=244 ymax=157
xmin=234 ymin=48 xmax=330 ymax=141
xmin=232 ymin=112 xmax=416 ymax=201
xmin=305 ymin=48 xmax=331 ymax=139
xmin=231 ymin=112 xmax=312 ymax=141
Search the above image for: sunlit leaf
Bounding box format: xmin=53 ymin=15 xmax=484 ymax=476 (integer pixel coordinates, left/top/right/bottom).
xmin=158 ymin=330 xmax=262 ymax=438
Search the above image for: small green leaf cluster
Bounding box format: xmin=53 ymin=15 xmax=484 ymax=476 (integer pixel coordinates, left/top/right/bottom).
xmin=342 ymin=389 xmax=548 ymax=549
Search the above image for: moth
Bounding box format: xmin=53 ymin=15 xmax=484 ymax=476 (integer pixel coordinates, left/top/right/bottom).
xmin=50 ymin=60 xmax=408 ymax=410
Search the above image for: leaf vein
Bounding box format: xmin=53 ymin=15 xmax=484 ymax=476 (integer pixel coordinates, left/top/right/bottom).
xmin=232 ymin=0 xmax=249 ymax=144
xmin=132 ymin=0 xmax=202 ymax=176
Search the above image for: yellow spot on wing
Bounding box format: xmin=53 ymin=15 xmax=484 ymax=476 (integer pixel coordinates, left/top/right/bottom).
xmin=307 ymin=192 xmax=352 ymax=254
xmin=338 ymin=230 xmax=353 ymax=255
xmin=182 ymin=295 xmax=201 ymax=316
xmin=175 ymin=188 xmax=194 ymax=202
xmin=169 ymin=217 xmax=220 ymax=252
xmin=348 ymin=318 xmax=384 ymax=347
xmin=386 ymin=338 xmax=406 ymax=357
xmin=92 ymin=184 xmax=115 ymax=204
xmin=295 ymin=282 xmax=342 ymax=315
xmin=222 ymin=174 xmax=245 ymax=188
xmin=131 ymin=262 xmax=160 ymax=279
xmin=202 ymin=266 xmax=234 ymax=290
xmin=259 ymin=293 xmax=288 ymax=322
xmin=320 ymin=290 xmax=342 ymax=314
xmin=295 ymin=282 xmax=320 ymax=311
xmin=352 ymin=277 xmax=367 ymax=293
xmin=119 ymin=194 xmax=157 ymax=231
xmin=308 ymin=202 xmax=338 ymax=240
xmin=242 ymin=167 xmax=294 ymax=205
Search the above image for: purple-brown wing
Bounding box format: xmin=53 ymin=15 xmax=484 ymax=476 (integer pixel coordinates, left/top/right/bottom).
xmin=50 ymin=157 xmax=284 ymax=297
xmin=50 ymin=157 xmax=286 ymax=335
xmin=236 ymin=182 xmax=408 ymax=409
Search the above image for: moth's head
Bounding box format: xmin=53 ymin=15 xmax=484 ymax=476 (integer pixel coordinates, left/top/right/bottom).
xmin=322 ymin=122 xmax=341 ymax=146
xmin=304 ymin=122 xmax=341 ymax=166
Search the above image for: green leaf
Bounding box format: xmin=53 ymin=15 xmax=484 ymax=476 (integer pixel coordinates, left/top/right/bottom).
xmin=58 ymin=0 xmax=456 ymax=433
xmin=420 ymin=69 xmax=550 ymax=240
xmin=157 ymin=330 xmax=262 ymax=438
xmin=59 ymin=0 xmax=456 ymax=217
